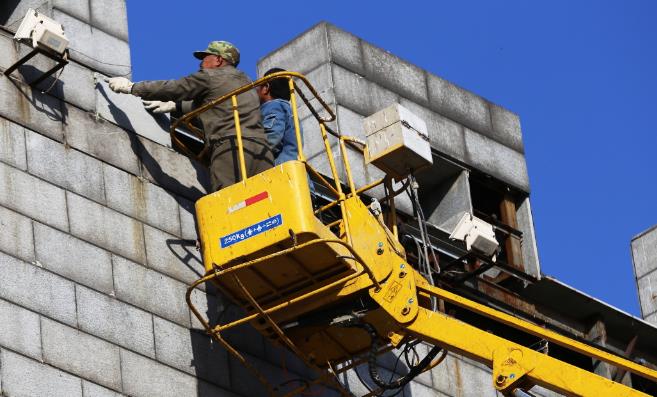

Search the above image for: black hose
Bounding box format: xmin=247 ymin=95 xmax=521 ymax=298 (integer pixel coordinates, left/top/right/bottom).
xmin=340 ymin=319 xmax=442 ymax=391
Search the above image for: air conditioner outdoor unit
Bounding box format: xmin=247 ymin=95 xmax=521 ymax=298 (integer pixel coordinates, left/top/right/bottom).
xmin=14 ymin=8 xmax=68 ymax=54
xmin=449 ymin=212 xmax=499 ymax=260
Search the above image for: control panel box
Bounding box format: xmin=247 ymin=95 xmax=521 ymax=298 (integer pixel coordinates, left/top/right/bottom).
xmin=363 ymin=104 xmax=432 ymax=179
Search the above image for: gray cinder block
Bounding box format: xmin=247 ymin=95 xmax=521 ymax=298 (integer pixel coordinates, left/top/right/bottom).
xmin=0 ymin=28 xmax=19 ymax=70
xmin=0 ymin=299 xmax=42 ymax=360
xmin=0 ymin=252 xmax=77 ymax=326
xmin=646 ymin=312 xmax=657 ymax=327
xmin=120 ymin=349 xmax=235 ymax=397
xmin=257 ymin=23 xmax=330 ymax=76
xmin=399 ymin=99 xmax=466 ymax=163
xmin=427 ymin=74 xmax=492 ymax=136
xmin=52 ymin=0 xmax=91 ymax=23
xmin=464 ymin=128 xmax=529 ymax=192
xmin=90 ymin=0 xmax=129 ymax=41
xmin=137 ymin=136 xmax=210 ymax=201
xmin=228 ymin=352 xmax=301 ymax=397
xmin=82 ymin=381 xmax=122 ymax=397
xmin=41 ymin=317 xmax=122 ymax=391
xmin=143 ymin=224 xmax=204 ymax=286
xmin=112 ymin=255 xmax=190 ymax=327
xmin=632 ymin=227 xmax=657 ymax=280
xmin=0 ymin=118 xmax=27 ymax=170
xmin=517 ymin=197 xmax=541 ymax=278
xmin=34 ymin=222 xmax=114 ymax=294
xmin=361 ymin=41 xmax=428 ymax=106
xmin=430 ymin=353 xmax=496 ymax=396
xmin=76 ymin=285 xmax=155 ymax=358
xmin=0 ymin=205 xmax=34 ymax=262
xmin=67 ymin=192 xmax=146 ymax=264
xmin=489 ymin=103 xmax=524 ymax=153
xmin=327 ymin=24 xmax=365 ymax=76
xmin=64 ymin=105 xmax=141 ymax=176
xmin=332 ymin=65 xmax=400 ymax=118
xmin=637 ymin=271 xmax=657 ymax=318
xmin=55 ymin=61 xmax=97 ymax=112
xmin=178 ymin=197 xmax=198 ymax=241
xmin=53 ymin=10 xmax=131 ymax=77
xmin=153 ymin=317 xmax=230 ymax=387
xmin=0 ymin=349 xmax=83 ymax=397
xmin=26 ymin=129 xmax=106 ymax=203
xmin=0 ymin=73 xmax=65 ymax=143
xmin=103 ymin=164 xmax=181 ymax=236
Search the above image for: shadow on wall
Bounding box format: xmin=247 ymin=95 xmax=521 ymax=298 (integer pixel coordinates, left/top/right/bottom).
xmin=7 ymin=67 xmax=68 ymax=123
xmin=95 ymin=83 xmax=210 ymax=203
xmin=95 ymin=85 xmax=245 ymax=395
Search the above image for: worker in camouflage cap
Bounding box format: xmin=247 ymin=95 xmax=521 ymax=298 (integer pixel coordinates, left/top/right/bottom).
xmin=106 ymin=40 xmax=272 ymax=192
xmin=193 ymin=40 xmax=240 ymax=66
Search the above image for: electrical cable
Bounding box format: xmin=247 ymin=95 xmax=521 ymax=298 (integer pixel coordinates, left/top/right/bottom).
xmin=339 ymin=318 xmax=442 ymax=392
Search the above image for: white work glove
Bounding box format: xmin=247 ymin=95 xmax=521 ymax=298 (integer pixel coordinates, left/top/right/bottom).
xmin=105 ymin=77 xmax=133 ymax=94
xmin=142 ymin=100 xmax=177 ymax=114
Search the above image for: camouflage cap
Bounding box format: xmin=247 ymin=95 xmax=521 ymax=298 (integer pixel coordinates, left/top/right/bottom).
xmin=193 ymin=41 xmax=240 ymax=66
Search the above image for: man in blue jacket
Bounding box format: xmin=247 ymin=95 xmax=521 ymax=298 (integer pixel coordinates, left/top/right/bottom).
xmin=256 ymin=68 xmax=300 ymax=165
xmin=257 ymin=68 xmax=315 ymax=195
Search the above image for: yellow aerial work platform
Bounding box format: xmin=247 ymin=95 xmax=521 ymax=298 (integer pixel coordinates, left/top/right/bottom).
xmin=171 ymin=72 xmax=657 ymax=397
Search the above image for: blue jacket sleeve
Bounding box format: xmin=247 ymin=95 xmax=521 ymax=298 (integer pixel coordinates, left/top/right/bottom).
xmin=262 ymin=102 xmax=287 ymax=154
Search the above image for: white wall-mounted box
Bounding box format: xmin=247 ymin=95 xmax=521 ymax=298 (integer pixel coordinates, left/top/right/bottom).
xmin=363 ymin=104 xmax=432 ymax=179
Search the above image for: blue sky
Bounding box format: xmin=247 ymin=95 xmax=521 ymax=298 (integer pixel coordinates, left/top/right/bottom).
xmin=127 ymin=1 xmax=657 ymax=315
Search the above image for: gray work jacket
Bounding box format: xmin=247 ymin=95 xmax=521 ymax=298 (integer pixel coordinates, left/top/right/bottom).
xmin=132 ymin=65 xmax=264 ymax=145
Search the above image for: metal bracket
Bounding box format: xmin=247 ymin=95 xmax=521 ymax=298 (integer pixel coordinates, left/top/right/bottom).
xmin=492 ymin=347 xmax=535 ymax=393
xmin=3 ymin=47 xmax=68 ymax=87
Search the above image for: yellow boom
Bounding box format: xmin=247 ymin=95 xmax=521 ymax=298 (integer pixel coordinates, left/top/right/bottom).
xmin=172 ymin=72 xmax=657 ymax=397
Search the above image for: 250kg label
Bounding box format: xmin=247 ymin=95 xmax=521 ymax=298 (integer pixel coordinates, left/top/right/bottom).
xmin=220 ymin=214 xmax=283 ymax=248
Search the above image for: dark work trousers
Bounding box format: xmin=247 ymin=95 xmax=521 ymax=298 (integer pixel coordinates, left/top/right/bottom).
xmin=209 ymin=136 xmax=274 ymax=192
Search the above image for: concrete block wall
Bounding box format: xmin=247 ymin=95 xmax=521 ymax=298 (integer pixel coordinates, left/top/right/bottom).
xmin=0 ymin=6 xmax=556 ymax=397
xmin=257 ymin=22 xmax=529 ymax=193
xmin=258 ymin=22 xmax=541 ymax=278
xmin=0 ymin=3 xmax=318 ymax=395
xmin=632 ymin=225 xmax=657 ymax=325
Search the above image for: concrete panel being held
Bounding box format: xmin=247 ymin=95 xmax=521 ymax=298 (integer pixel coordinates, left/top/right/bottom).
xmin=95 ymin=79 xmax=171 ymax=148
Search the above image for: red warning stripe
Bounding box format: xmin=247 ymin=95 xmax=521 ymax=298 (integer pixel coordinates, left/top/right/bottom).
xmin=245 ymin=191 xmax=269 ymax=206
xmin=227 ymin=191 xmax=269 ymax=213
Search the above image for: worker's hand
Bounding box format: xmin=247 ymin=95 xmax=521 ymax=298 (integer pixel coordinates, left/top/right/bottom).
xmin=142 ymin=100 xmax=177 ymax=114
xmin=105 ymin=77 xmax=133 ymax=94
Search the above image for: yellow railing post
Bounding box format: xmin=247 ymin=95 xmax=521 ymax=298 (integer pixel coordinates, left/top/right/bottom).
xmin=338 ymin=137 xmax=357 ymax=197
xmin=231 ymin=95 xmax=248 ymax=181
xmin=288 ymin=78 xmax=305 ymax=162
